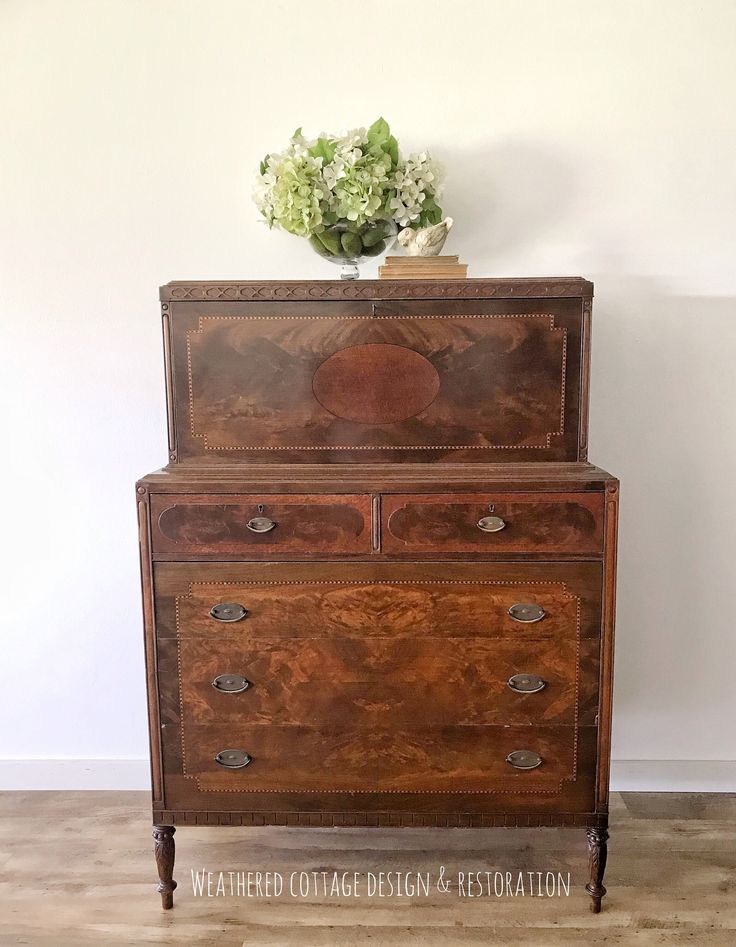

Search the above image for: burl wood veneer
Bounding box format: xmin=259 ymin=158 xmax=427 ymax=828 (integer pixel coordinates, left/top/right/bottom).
xmin=137 ymin=278 xmax=618 ymax=914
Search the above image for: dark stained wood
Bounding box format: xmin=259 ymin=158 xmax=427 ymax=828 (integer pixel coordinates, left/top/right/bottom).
xmin=139 ymin=461 xmax=615 ymax=493
xmin=597 ymin=482 xmax=620 ymax=811
xmin=382 ymin=492 xmax=604 ymax=555
xmin=586 ymin=821 xmax=609 ymax=913
xmin=154 ymin=561 xmax=603 ymax=641
xmin=152 ymin=808 xmax=601 ymax=828
xmin=160 ymin=277 xmax=594 ymax=301
xmin=179 ymin=723 xmax=588 ymax=794
xmin=168 ymin=635 xmax=600 ymax=728
xmin=312 ymin=342 xmax=441 ymax=424
xmin=164 ymin=289 xmax=588 ymax=464
xmin=152 ymin=825 xmax=176 ymax=910
xmin=136 ymin=490 xmax=163 ymax=807
xmin=151 ymin=493 xmax=371 ymax=557
xmin=138 ymin=277 xmax=618 ymax=912
xmin=159 ymin=726 xmax=598 ymax=816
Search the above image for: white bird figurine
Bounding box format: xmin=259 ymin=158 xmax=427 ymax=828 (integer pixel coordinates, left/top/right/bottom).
xmin=397 ymin=216 xmax=453 ymax=256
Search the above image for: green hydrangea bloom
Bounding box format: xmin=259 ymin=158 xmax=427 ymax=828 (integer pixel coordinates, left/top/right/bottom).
xmin=252 ymin=120 xmax=443 ymax=239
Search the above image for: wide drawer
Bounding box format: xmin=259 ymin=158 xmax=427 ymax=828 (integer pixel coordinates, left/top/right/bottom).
xmin=381 ymin=492 xmax=604 ymax=555
xmin=167 ymin=635 xmax=599 ymax=727
xmin=178 ymin=724 xmax=588 ymax=794
xmin=150 ymin=493 xmax=372 ymax=557
xmin=164 ymin=577 xmax=596 ymax=641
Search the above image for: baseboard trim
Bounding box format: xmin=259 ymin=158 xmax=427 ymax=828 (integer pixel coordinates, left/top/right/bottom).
xmin=0 ymin=759 xmax=733 ymax=792
xmin=0 ymin=759 xmax=151 ymax=790
xmin=610 ymin=760 xmax=736 ymax=793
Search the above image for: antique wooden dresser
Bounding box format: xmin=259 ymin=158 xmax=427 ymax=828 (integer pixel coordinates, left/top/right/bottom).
xmin=136 ymin=278 xmax=618 ymax=913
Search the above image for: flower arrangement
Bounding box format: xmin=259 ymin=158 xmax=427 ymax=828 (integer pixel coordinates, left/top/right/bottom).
xmin=252 ymin=118 xmax=444 ymax=271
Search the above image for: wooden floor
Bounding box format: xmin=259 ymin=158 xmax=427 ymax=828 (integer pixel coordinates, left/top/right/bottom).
xmin=0 ymin=792 xmax=734 ymax=946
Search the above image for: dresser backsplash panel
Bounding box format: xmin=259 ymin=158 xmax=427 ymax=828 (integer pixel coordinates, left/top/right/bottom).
xmin=161 ymin=281 xmax=591 ymax=464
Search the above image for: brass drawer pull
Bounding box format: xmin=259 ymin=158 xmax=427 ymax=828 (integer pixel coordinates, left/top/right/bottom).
xmin=246 ymin=504 xmax=276 ymax=533
xmin=507 ymin=673 xmax=546 ymax=694
xmin=506 ymin=750 xmax=543 ymax=770
xmin=212 ymin=674 xmax=251 ymax=694
xmin=214 ymin=749 xmax=253 ymax=769
xmin=508 ymin=603 xmax=546 ymax=623
xmin=477 ymin=503 xmax=506 ymax=533
xmin=209 ymin=602 xmax=248 ymax=623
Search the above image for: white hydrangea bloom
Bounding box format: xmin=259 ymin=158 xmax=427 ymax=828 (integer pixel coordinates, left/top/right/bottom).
xmin=252 ymin=123 xmax=444 ymax=237
xmin=388 ymin=152 xmax=445 ymax=226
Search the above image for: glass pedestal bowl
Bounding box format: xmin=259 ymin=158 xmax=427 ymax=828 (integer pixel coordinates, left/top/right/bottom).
xmin=309 ymin=219 xmax=397 ymax=279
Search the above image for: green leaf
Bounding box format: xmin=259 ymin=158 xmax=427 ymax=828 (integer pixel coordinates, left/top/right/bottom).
xmin=259 ymin=154 xmax=269 ymax=176
xmin=385 ymin=135 xmax=399 ymax=166
xmin=341 ymin=231 xmax=363 ymax=256
xmin=291 ymin=126 xmax=302 ymax=139
xmin=367 ymin=117 xmax=390 ymax=147
xmin=308 ymin=136 xmax=337 ymax=163
xmin=317 ymin=229 xmax=342 ymax=255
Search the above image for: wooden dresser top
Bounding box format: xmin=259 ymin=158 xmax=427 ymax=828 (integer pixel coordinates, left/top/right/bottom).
xmin=160 ymin=277 xmax=594 ymax=302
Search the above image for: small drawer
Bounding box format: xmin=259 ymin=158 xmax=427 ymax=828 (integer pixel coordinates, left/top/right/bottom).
xmin=150 ymin=494 xmax=371 ymax=557
xmin=381 ymin=492 xmax=604 ymax=555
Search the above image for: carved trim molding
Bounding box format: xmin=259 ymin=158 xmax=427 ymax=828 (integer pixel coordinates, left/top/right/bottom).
xmin=162 ymin=279 xmax=593 ymax=302
xmin=153 ymin=809 xmax=601 ymax=828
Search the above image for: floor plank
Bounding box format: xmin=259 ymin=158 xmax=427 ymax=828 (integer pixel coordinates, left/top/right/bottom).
xmin=0 ymin=792 xmax=734 ymax=945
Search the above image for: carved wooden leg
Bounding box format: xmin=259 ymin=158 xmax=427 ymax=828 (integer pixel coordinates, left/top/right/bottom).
xmin=586 ymin=824 xmax=609 ymax=913
xmin=153 ymin=825 xmax=177 ymax=909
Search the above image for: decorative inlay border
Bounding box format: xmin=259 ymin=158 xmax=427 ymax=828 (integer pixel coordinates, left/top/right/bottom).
xmin=163 ymin=279 xmax=592 ymax=301
xmin=185 ymin=314 xmax=567 ymax=452
xmin=173 ymin=579 xmax=582 ymax=795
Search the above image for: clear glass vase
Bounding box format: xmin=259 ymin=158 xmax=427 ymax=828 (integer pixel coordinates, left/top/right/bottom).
xmin=308 ymin=219 xmax=397 ymax=279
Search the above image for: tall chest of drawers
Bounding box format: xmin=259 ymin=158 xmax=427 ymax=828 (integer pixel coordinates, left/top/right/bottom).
xmin=137 ymin=278 xmax=618 ymax=913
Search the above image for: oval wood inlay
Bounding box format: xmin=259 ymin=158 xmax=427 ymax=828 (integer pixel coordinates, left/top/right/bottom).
xmin=312 ymin=343 xmax=440 ymax=424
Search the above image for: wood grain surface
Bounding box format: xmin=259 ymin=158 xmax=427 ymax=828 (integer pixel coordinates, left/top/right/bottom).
xmin=382 ymin=492 xmax=604 ymax=555
xmin=1 ymin=791 xmax=733 ymax=946
xmin=151 ymin=493 xmax=371 ymax=556
xmin=169 ymin=635 xmax=600 ymax=727
xmin=164 ymin=291 xmax=587 ymax=463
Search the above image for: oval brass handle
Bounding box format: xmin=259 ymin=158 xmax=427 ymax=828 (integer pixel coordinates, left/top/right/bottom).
xmin=506 ymin=750 xmax=543 ymax=770
xmin=214 ymin=749 xmax=253 ymax=769
xmin=507 ymin=673 xmax=547 ymax=694
xmin=246 ymin=516 xmax=277 ymax=533
xmin=508 ymin=603 xmax=546 ymax=624
xmin=209 ymin=602 xmax=248 ymax=623
xmin=212 ymin=674 xmax=251 ymax=694
xmin=477 ymin=515 xmax=506 ymax=533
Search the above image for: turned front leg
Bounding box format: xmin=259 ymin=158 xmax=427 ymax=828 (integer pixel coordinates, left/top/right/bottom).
xmin=153 ymin=825 xmax=177 ymax=909
xmin=586 ymin=824 xmax=609 ymax=913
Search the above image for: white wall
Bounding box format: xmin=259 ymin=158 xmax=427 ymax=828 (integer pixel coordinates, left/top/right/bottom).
xmin=1 ymin=0 xmax=735 ymax=789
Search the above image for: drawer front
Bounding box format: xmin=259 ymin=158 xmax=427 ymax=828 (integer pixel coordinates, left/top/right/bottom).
xmin=171 ymin=636 xmax=599 ymax=728
xmin=382 ymin=492 xmax=604 ymax=555
xmin=151 ymin=494 xmax=371 ymax=556
xmin=155 ymin=562 xmax=601 ymax=810
xmin=167 ymin=578 xmax=598 ymax=642
xmin=179 ymin=723 xmax=587 ymax=794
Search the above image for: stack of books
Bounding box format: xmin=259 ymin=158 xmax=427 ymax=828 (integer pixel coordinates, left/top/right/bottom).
xmin=379 ymin=255 xmax=468 ymax=280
